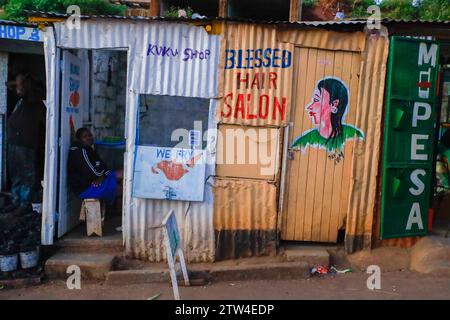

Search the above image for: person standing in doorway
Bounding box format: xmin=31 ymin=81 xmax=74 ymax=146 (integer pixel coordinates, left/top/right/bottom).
xmin=2 ymin=73 xmax=46 ymax=215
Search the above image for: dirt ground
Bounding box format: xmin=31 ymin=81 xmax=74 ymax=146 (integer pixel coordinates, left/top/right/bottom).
xmin=1 ymin=271 xmax=450 ymax=300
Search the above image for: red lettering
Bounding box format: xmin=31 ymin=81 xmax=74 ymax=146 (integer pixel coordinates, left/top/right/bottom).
xmin=234 ymin=93 xmax=246 ymax=119
xmin=259 ymin=94 xmax=269 ymax=119
xmin=251 ymin=73 xmax=261 ymax=90
xmin=246 ymin=94 xmax=257 ymax=119
xmin=269 ymin=72 xmax=278 ymax=89
xmin=237 ymin=72 xmax=250 ymax=90
xmin=221 ymin=93 xmax=233 ymax=118
xmin=273 ymin=96 xmax=286 ymax=121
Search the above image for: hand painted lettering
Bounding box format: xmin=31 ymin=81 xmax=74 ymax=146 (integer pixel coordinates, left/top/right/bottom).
xmin=183 ymin=49 xmax=211 ymax=61
xmin=225 ymin=48 xmax=292 ymax=69
xmin=147 ymin=44 xmax=180 ymax=57
xmin=221 ymin=92 xmax=286 ymax=121
xmin=403 ymin=41 xmax=438 ymax=232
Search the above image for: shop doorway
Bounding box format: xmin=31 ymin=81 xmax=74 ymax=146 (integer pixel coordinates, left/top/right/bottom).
xmin=281 ymin=47 xmax=362 ymax=243
xmin=56 ymin=49 xmax=128 ymax=242
xmin=0 ymin=43 xmax=46 ymax=211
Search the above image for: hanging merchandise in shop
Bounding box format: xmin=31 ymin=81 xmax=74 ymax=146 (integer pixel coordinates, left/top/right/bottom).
xmin=381 ymin=37 xmax=440 ymax=239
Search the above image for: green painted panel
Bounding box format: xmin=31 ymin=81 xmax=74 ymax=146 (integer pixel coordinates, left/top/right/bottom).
xmin=380 ymin=37 xmax=440 ymax=239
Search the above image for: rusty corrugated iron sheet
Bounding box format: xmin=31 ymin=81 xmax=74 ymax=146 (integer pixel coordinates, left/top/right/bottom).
xmin=213 ymin=178 xmax=278 ymax=260
xmin=278 ymin=28 xmax=366 ymax=52
xmin=50 ymin=19 xmax=220 ymax=260
xmin=344 ymin=33 xmax=390 ymax=253
xmin=27 ymin=11 xmax=450 ymax=26
xmin=215 ymin=124 xmax=282 ymax=181
xmin=219 ymin=23 xmax=294 ymax=127
xmin=125 ymin=194 xmax=215 ymax=263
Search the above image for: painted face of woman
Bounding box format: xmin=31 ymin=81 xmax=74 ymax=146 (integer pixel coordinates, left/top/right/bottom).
xmin=306 ymin=87 xmax=339 ymax=137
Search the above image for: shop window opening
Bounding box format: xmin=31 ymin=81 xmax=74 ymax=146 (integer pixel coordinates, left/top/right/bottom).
xmin=133 ymin=94 xmax=211 ymax=202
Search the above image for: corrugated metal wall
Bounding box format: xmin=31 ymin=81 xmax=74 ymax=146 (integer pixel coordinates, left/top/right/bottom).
xmin=46 ymin=19 xmax=389 ymax=260
xmin=124 ymin=99 xmax=217 ymax=263
xmin=213 ymin=178 xmax=278 ymax=260
xmin=345 ymin=32 xmax=390 ymax=253
xmin=52 ymin=20 xmax=221 ymax=261
xmin=219 ymin=23 xmax=294 ymax=127
xmin=57 ymin=20 xmax=221 ymax=98
xmin=213 ymin=23 xmax=292 ymax=260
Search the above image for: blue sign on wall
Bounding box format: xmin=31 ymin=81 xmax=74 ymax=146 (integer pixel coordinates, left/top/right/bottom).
xmin=0 ymin=24 xmax=42 ymax=42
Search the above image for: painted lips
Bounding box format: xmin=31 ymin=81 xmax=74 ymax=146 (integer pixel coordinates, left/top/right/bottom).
xmin=309 ymin=111 xmax=318 ymax=124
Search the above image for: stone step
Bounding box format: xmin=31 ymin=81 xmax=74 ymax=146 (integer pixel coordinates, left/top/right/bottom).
xmin=45 ymin=253 xmax=118 ymax=280
xmin=106 ymin=261 xmax=310 ymax=286
xmin=281 ymin=247 xmax=330 ymax=267
xmin=410 ymin=236 xmax=450 ymax=275
xmin=54 ymin=237 xmax=124 ymax=254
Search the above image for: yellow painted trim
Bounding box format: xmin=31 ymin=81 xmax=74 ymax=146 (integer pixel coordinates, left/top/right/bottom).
xmin=28 ymin=17 xmax=65 ymax=23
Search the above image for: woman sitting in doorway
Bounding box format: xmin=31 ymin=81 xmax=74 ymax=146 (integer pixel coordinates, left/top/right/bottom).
xmin=68 ymin=128 xmax=123 ymax=205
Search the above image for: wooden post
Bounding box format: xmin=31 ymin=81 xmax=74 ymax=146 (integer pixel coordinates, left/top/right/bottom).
xmin=219 ymin=0 xmax=228 ymax=18
xmin=289 ymin=0 xmax=303 ymax=22
xmin=149 ymin=0 xmax=161 ymax=17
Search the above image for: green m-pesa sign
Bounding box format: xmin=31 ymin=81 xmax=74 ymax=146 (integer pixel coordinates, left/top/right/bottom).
xmin=381 ymin=37 xmax=440 ymax=239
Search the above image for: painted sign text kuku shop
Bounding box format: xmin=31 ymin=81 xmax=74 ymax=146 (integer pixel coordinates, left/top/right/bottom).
xmin=381 ymin=37 xmax=440 ymax=239
xmin=221 ymin=48 xmax=292 ymax=124
xmin=147 ymin=43 xmax=211 ymax=62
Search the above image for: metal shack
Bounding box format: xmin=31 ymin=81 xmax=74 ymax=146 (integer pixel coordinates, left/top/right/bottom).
xmin=24 ymin=13 xmax=450 ymax=262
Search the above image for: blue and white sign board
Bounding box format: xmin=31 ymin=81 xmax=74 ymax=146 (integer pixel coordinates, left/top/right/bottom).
xmin=0 ymin=24 xmax=43 ymax=42
xmin=133 ymin=146 xmax=206 ymax=201
xmin=163 ymin=210 xmax=190 ymax=300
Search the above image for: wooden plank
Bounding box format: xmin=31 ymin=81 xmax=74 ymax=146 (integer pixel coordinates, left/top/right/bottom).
xmin=310 ymin=49 xmax=329 ymax=241
xmin=219 ymin=0 xmax=228 ymax=18
xmin=148 ymin=0 xmax=160 ymax=16
xmin=289 ymin=0 xmax=303 ymax=22
xmin=281 ymin=48 xmax=301 ymax=239
xmin=319 ymin=49 xmax=338 ymax=242
xmin=290 ymin=47 xmax=315 ymax=240
xmin=283 ymin=48 xmax=309 ymax=240
xmin=338 ymin=52 xmax=362 ymax=235
xmin=291 ymin=47 xmax=311 ymax=240
xmin=298 ymin=48 xmax=319 ymax=241
xmin=327 ymin=50 xmax=346 ymax=242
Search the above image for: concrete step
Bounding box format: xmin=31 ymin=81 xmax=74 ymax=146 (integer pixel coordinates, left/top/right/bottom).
xmin=281 ymin=246 xmax=330 ymax=267
xmin=106 ymin=261 xmax=310 ymax=286
xmin=45 ymin=253 xmax=118 ymax=280
xmin=54 ymin=237 xmax=123 ymax=254
xmin=410 ymin=236 xmax=450 ymax=275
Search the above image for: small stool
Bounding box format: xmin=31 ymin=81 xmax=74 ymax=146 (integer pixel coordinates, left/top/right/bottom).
xmin=80 ymin=199 xmax=105 ymax=237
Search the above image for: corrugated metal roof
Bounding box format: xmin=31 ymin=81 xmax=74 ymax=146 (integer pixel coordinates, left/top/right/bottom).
xmin=25 ymin=10 xmax=450 ymax=26
xmin=0 ymin=19 xmax=43 ymax=27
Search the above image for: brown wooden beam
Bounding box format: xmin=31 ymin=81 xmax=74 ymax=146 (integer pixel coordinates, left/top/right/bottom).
xmin=289 ymin=0 xmax=303 ymax=22
xmin=219 ymin=0 xmax=228 ymax=18
xmin=148 ymin=0 xmax=160 ymax=17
